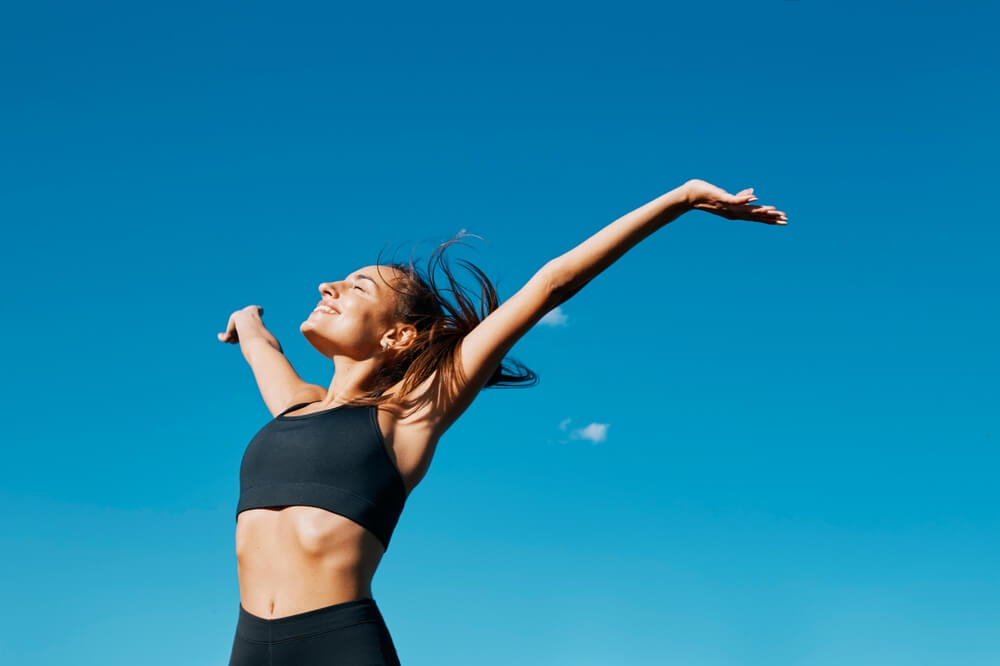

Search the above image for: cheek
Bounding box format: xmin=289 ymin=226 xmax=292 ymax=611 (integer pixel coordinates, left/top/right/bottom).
xmin=341 ymin=311 xmax=378 ymax=338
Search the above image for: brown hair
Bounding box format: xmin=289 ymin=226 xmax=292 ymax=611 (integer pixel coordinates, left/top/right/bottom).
xmin=341 ymin=233 xmax=538 ymax=416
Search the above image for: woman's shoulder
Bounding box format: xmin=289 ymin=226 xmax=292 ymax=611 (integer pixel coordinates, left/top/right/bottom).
xmin=377 ymin=375 xmax=450 ymax=434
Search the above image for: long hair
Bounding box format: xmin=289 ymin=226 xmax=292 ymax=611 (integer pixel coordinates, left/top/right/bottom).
xmin=340 ymin=232 xmax=538 ymax=416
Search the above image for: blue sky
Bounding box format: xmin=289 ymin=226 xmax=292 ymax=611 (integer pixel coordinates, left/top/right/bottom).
xmin=2 ymin=1 xmax=997 ymax=664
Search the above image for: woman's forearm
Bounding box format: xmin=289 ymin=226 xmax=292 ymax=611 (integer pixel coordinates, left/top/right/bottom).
xmin=544 ymin=182 xmax=691 ymax=301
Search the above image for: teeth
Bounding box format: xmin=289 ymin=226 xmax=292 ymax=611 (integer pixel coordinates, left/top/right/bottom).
xmin=314 ymin=305 xmax=337 ymax=315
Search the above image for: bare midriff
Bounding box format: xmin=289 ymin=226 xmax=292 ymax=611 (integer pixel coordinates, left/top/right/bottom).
xmin=236 ymin=505 xmax=387 ymax=619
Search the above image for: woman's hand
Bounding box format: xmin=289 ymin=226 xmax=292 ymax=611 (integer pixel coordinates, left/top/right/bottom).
xmin=683 ymin=179 xmax=788 ymax=225
xmin=217 ymin=305 xmax=264 ymax=344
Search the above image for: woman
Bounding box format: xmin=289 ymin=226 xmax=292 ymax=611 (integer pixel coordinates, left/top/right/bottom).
xmin=218 ymin=178 xmax=787 ymax=665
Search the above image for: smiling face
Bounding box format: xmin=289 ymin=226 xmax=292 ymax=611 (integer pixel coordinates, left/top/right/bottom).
xmin=300 ymin=264 xmax=412 ymax=361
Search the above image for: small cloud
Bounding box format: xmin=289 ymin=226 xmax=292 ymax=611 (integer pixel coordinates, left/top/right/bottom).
xmin=571 ymin=422 xmax=609 ymax=444
xmin=558 ymin=418 xmax=572 ymax=431
xmin=539 ymin=306 xmax=568 ymax=327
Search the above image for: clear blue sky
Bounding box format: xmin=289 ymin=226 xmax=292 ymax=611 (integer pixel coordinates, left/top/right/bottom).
xmin=2 ymin=2 xmax=997 ymax=664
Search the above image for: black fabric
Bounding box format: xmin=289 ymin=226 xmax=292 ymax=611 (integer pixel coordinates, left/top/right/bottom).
xmin=228 ymin=597 xmax=402 ymax=666
xmin=237 ymin=402 xmax=408 ymax=550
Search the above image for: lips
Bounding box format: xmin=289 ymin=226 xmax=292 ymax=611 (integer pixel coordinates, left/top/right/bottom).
xmin=313 ymin=301 xmax=340 ymax=315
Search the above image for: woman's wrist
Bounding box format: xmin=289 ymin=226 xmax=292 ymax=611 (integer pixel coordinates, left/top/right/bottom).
xmin=234 ymin=311 xmax=275 ymax=344
xmin=680 ymin=180 xmax=701 ymax=209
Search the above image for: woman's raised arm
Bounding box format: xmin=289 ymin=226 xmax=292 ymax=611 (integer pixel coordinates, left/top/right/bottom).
xmin=218 ymin=305 xmax=326 ymax=417
xmin=426 ymin=179 xmax=787 ymax=431
xmin=545 ymin=179 xmax=787 ymax=301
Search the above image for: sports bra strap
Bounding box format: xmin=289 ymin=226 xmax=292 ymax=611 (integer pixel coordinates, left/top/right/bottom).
xmin=277 ymin=401 xmax=317 ymax=417
xmin=277 ymin=391 xmax=384 ymax=417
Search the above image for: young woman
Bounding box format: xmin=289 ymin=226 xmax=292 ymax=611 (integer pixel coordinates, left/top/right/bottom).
xmin=218 ymin=178 xmax=787 ymax=665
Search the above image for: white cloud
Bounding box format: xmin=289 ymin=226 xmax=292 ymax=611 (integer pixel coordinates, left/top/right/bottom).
xmin=558 ymin=417 xmax=572 ymax=431
xmin=571 ymin=422 xmax=609 ymax=444
xmin=539 ymin=305 xmax=568 ymax=327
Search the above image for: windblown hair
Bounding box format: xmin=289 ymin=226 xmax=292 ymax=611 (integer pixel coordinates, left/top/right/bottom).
xmin=340 ymin=233 xmax=538 ymax=416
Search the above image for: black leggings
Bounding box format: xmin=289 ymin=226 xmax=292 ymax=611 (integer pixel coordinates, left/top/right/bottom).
xmin=228 ymin=597 xmax=402 ymax=666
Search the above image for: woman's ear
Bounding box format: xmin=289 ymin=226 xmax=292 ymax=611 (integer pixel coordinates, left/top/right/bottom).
xmin=382 ymin=324 xmax=419 ymax=353
xmin=397 ymin=324 xmax=419 ymax=351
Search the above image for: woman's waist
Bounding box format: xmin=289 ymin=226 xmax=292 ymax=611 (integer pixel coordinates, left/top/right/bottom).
xmin=238 ymin=573 xmax=375 ymax=620
xmin=236 ymin=595 xmax=384 ymax=634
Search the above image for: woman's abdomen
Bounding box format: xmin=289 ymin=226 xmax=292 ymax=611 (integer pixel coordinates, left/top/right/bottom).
xmin=235 ymin=506 xmax=385 ymax=618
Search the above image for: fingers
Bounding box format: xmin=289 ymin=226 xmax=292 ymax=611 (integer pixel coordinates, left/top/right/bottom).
xmin=716 ymin=188 xmax=787 ymax=224
xmin=218 ymin=312 xmax=240 ymax=343
xmin=754 ymin=208 xmax=788 ymax=225
xmin=734 ymin=201 xmax=788 ymax=224
xmin=749 ymin=204 xmax=786 ymax=218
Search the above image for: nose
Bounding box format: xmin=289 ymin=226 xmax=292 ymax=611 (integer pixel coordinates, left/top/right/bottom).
xmin=318 ymin=281 xmax=346 ymax=300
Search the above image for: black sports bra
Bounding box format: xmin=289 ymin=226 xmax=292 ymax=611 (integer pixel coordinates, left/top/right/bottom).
xmin=236 ymin=400 xmax=408 ymax=550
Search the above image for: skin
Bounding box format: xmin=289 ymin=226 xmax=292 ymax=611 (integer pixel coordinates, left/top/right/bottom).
xmin=221 ymin=179 xmax=788 ymax=618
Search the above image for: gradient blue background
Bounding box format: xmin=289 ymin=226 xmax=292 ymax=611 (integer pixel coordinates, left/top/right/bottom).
xmin=2 ymin=1 xmax=997 ymax=664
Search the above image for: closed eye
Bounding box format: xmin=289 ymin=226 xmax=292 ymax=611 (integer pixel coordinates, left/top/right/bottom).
xmin=354 ymin=285 xmax=365 ymax=292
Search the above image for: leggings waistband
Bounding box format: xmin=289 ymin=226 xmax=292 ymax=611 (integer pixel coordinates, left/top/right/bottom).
xmin=237 ymin=597 xmax=384 ymax=643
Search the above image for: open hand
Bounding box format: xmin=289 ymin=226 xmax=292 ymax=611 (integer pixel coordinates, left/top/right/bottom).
xmin=684 ymin=179 xmax=788 ymax=225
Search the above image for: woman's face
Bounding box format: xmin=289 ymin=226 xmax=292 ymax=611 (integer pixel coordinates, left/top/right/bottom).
xmin=300 ymin=264 xmax=406 ymax=360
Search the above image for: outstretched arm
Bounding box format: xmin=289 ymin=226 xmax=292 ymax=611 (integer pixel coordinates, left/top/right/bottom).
xmin=426 ymin=179 xmax=787 ymax=430
xmin=218 ymin=305 xmax=325 ymax=416
xmin=546 ymin=179 xmax=787 ymax=301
